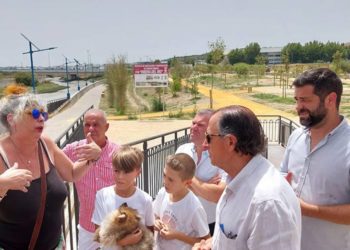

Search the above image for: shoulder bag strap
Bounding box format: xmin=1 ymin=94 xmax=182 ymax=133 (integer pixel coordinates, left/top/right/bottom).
xmin=28 ymin=141 xmax=47 ymax=250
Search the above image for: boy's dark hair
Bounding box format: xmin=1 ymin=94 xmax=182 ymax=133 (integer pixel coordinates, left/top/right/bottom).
xmin=293 ymin=68 xmax=343 ymax=109
xmin=165 ymin=153 xmax=195 ymax=181
xmin=112 ymin=145 xmax=143 ymax=173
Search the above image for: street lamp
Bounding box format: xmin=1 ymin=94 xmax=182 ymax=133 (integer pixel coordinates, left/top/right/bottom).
xmin=84 ymin=63 xmax=88 ymax=86
xmin=74 ymin=58 xmax=81 ymax=91
xmin=63 ymin=56 xmax=71 ymax=99
xmin=21 ymin=33 xmax=57 ymax=93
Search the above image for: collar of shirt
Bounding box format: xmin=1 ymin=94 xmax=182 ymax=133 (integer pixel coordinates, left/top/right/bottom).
xmin=303 ymin=116 xmax=347 ymax=153
xmin=226 ymin=154 xmax=265 ymax=193
xmin=190 ymin=143 xmax=209 ymax=165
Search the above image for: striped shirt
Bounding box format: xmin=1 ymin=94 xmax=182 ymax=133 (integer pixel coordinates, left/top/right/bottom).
xmin=63 ymin=138 xmax=119 ymax=232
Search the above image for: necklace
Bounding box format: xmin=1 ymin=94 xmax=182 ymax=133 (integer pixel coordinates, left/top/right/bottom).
xmin=9 ymin=137 xmax=38 ymax=168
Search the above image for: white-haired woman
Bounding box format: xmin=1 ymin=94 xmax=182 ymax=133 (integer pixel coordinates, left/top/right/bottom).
xmin=0 ymin=88 xmax=100 ymax=250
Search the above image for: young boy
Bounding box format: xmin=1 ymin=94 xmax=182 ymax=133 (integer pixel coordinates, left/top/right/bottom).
xmin=153 ymin=153 xmax=210 ymax=250
xmin=92 ymin=145 xmax=154 ymax=249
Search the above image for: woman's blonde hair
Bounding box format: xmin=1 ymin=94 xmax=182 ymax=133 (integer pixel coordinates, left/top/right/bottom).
xmin=0 ymin=85 xmax=46 ymax=132
xmin=112 ymin=145 xmax=144 ymax=173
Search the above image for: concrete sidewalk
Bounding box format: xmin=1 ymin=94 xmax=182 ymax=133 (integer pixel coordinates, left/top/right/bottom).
xmin=44 ymin=84 xmax=105 ymax=141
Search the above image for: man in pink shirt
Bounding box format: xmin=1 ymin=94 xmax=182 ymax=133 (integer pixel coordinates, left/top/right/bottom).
xmin=63 ymin=109 xmax=119 ymax=250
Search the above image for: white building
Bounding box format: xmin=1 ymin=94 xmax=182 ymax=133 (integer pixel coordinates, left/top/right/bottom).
xmin=261 ymin=47 xmax=282 ymax=65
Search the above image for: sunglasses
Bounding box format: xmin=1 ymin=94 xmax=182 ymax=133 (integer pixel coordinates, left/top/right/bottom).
xmin=205 ymin=132 xmax=225 ymax=144
xmin=25 ymin=108 xmax=49 ymax=121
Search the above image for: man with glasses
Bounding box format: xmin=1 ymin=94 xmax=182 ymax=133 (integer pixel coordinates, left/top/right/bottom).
xmin=63 ymin=109 xmax=119 ymax=250
xmin=176 ymin=109 xmax=226 ymax=235
xmin=280 ymin=68 xmax=350 ymax=250
xmin=193 ymin=105 xmax=301 ymax=250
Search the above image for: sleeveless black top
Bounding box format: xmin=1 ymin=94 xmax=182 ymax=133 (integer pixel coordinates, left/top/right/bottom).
xmin=0 ymin=140 xmax=68 ymax=250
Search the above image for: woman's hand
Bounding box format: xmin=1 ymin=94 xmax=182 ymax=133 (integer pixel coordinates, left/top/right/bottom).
xmin=0 ymin=163 xmax=33 ymax=193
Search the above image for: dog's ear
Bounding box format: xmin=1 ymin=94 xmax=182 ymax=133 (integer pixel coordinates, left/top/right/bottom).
xmin=117 ymin=213 xmax=127 ymax=223
xmin=136 ymin=214 xmax=141 ymax=221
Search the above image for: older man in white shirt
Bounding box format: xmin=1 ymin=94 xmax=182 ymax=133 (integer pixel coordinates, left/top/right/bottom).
xmin=193 ymin=105 xmax=301 ymax=250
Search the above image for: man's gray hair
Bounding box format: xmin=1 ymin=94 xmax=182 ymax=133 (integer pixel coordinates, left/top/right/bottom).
xmin=196 ymin=109 xmax=214 ymax=118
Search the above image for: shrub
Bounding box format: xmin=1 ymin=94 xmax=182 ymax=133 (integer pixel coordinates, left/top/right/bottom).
xmin=151 ymin=97 xmax=165 ymax=112
xmin=15 ymin=72 xmax=38 ymax=87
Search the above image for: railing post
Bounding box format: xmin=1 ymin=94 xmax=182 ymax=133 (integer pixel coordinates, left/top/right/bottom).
xmin=278 ymin=116 xmax=282 ymax=145
xmin=143 ymin=141 xmax=149 ymax=194
xmin=175 ymin=131 xmax=178 ymax=150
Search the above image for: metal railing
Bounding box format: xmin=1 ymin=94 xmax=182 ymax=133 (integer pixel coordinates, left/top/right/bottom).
xmin=56 ymin=113 xmax=299 ymax=249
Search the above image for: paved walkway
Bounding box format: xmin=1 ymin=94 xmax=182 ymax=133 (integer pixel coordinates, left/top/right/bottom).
xmin=44 ymin=84 xmax=105 ymax=140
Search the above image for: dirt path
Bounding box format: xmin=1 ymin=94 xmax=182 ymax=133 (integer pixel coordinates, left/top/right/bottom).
xmin=108 ymin=82 xmax=299 ymax=123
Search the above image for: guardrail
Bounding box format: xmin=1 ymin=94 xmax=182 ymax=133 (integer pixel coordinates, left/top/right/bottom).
xmin=57 ymin=113 xmax=300 ymax=249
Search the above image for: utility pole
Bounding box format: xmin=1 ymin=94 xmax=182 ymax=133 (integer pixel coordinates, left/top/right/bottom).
xmin=63 ymin=56 xmax=71 ymax=99
xmin=84 ymin=63 xmax=88 ymax=86
xmin=21 ymin=33 xmax=57 ymax=93
xmin=74 ymin=58 xmax=81 ymax=91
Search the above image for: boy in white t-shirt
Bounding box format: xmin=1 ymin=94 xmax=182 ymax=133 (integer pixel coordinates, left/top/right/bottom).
xmin=92 ymin=145 xmax=154 ymax=249
xmin=153 ymin=153 xmax=210 ymax=250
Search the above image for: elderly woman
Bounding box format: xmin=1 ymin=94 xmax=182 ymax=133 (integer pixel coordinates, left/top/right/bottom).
xmin=0 ymin=90 xmax=101 ymax=250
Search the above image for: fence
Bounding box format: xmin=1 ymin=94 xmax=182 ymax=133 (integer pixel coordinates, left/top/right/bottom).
xmin=56 ymin=113 xmax=299 ymax=249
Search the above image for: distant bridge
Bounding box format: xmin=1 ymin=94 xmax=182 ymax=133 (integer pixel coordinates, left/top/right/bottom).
xmin=0 ymin=67 xmax=104 ymax=80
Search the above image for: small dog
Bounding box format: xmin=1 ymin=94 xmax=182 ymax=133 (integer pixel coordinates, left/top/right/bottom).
xmin=94 ymin=203 xmax=154 ymax=250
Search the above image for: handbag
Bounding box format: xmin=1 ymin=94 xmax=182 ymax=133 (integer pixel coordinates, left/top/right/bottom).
xmin=28 ymin=141 xmax=47 ymax=250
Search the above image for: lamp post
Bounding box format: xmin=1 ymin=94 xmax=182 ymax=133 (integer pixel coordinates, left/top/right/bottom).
xmin=84 ymin=63 xmax=88 ymax=86
xmin=74 ymin=59 xmax=81 ymax=91
xmin=64 ymin=57 xmax=70 ymax=99
xmin=21 ymin=33 xmax=57 ymax=93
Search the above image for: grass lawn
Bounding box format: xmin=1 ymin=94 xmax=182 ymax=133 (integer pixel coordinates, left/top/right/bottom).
xmin=252 ymin=93 xmax=295 ymax=105
xmin=35 ymin=81 xmax=66 ymax=93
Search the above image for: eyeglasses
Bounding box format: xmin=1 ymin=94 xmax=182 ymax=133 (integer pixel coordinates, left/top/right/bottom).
xmin=205 ymin=132 xmax=225 ymax=144
xmin=25 ymin=108 xmax=49 ymax=121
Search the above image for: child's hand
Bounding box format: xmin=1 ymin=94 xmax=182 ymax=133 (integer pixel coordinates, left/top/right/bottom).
xmin=117 ymin=228 xmax=143 ymax=246
xmin=154 ymin=219 xmax=166 ymax=231
xmin=159 ymin=227 xmax=177 ymax=240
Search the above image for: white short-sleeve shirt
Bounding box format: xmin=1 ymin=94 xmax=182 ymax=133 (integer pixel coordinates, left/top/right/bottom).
xmin=213 ymin=155 xmax=301 ymax=250
xmin=153 ymin=187 xmax=209 ymax=250
xmin=176 ymin=143 xmax=226 ymax=223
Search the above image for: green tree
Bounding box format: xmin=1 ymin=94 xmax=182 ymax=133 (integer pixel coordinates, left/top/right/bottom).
xmin=281 ymin=43 xmax=303 ymax=63
xmin=105 ymin=55 xmax=129 ymax=114
xmin=207 ymin=37 xmax=226 ymax=65
xmin=254 ymin=55 xmax=266 ymax=85
xmin=332 ymin=50 xmax=345 ymax=74
xmin=227 ymin=48 xmax=245 ymax=65
xmin=244 ymin=42 xmax=261 ymax=64
xmin=323 ymin=42 xmax=345 ymax=62
xmin=15 ymin=72 xmax=38 ymax=87
xmin=303 ymin=41 xmax=324 ymax=63
xmin=233 ymin=63 xmax=249 ymax=78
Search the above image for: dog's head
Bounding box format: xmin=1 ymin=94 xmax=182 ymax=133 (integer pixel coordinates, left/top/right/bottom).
xmin=111 ymin=203 xmax=141 ymax=233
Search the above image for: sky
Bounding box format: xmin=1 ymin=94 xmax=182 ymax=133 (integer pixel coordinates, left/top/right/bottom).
xmin=1 ymin=0 xmax=349 ymax=67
